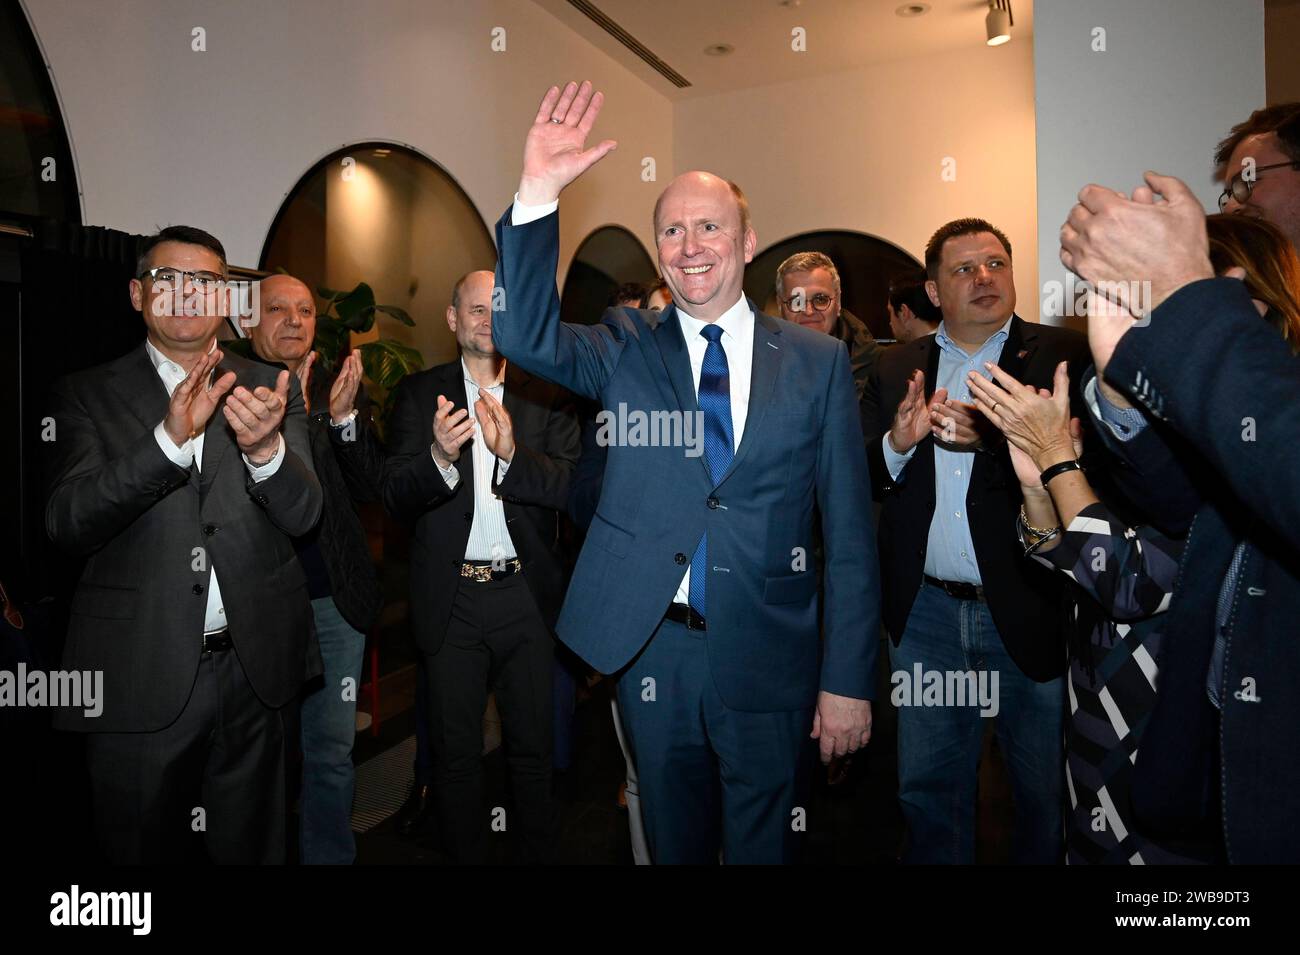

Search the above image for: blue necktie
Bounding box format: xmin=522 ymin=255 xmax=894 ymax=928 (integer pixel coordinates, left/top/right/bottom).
xmin=688 ymin=324 xmax=734 ymax=616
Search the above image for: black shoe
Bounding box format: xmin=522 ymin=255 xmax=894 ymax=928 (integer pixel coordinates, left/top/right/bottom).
xmin=394 ymin=783 xmax=435 ymax=838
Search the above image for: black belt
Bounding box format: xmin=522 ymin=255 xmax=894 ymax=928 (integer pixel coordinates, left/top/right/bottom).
xmin=923 ymin=575 xmax=985 ymax=601
xmin=664 ymin=602 xmax=706 ymax=631
xmin=202 ymin=628 xmax=233 ymax=653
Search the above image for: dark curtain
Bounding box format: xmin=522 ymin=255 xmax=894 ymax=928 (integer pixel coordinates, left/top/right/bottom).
xmin=2 ymin=221 xmax=145 ymax=866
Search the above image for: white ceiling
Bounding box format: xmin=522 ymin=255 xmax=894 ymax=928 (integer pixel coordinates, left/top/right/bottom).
xmin=531 ymin=0 xmax=1034 ymax=98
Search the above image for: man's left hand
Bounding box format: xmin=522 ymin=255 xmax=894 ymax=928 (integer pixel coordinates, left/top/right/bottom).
xmin=330 ymin=351 xmax=364 ymax=424
xmin=811 ymin=692 xmax=872 ymax=765
xmin=475 ymin=389 xmax=515 ymax=463
xmin=225 ymin=369 xmax=290 ymax=465
xmin=931 ymin=398 xmax=994 ymax=450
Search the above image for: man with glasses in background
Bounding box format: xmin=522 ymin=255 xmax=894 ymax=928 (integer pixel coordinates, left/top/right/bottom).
xmin=43 ymin=226 xmax=322 ymax=863
xmin=1215 ymin=102 xmax=1300 ymax=250
xmin=776 ymin=251 xmax=881 ymax=401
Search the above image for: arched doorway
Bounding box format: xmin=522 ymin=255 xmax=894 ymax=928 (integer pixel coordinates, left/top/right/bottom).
xmin=260 ymin=142 xmax=496 ymax=371
xmin=0 ymin=0 xmax=80 ymax=223
xmin=560 ymin=225 xmax=656 ymax=326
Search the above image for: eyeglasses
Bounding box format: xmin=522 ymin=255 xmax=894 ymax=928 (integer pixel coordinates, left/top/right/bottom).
xmin=138 ymin=267 xmax=224 ymax=291
xmin=1218 ymin=160 xmax=1300 ymax=211
xmin=781 ymin=292 xmax=836 ymax=313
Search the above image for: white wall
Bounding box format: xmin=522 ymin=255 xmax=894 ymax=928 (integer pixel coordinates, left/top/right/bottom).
xmin=673 ymin=41 xmax=1040 ymax=320
xmin=1034 ymin=0 xmax=1265 ymax=322
xmin=21 ymin=0 xmax=673 ymax=276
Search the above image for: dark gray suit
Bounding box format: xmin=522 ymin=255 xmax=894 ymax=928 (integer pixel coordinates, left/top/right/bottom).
xmin=44 ymin=342 xmax=322 ymax=862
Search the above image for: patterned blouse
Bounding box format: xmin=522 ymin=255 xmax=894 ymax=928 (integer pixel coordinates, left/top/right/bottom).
xmin=1030 ymin=502 xmax=1209 ymax=864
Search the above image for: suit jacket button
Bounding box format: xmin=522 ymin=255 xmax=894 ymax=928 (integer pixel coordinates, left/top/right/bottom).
xmin=192 ymin=583 xmax=204 ymax=595
xmin=464 ymin=512 xmax=472 ymax=522
xmin=706 ymin=496 xmax=719 ymax=509
xmin=451 ymin=559 xmax=460 ymax=568
xmin=203 ymin=524 xmax=217 ymax=536
xmin=674 ymin=552 xmax=687 ymax=565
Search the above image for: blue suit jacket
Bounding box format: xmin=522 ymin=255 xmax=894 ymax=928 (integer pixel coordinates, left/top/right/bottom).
xmin=1101 ymin=277 xmax=1300 ymax=863
xmin=492 ymin=207 xmax=880 ymax=712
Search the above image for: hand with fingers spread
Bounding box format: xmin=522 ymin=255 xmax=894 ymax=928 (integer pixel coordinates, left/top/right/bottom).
xmin=966 ymin=360 xmax=1078 ymax=472
xmin=432 ymin=394 xmax=475 ymax=469
xmin=294 ymin=350 xmax=316 ymax=415
xmin=888 ymin=369 xmax=948 ymax=455
xmin=518 ymin=80 xmax=619 ymax=206
xmin=162 ymin=346 xmax=237 ymax=448
xmin=224 ymin=370 xmax=291 ymax=466
xmin=329 ymin=351 xmax=364 ymax=424
xmin=811 ymin=692 xmax=872 ymax=765
xmin=474 ymin=389 xmax=515 ymax=463
xmin=1059 ymin=171 xmax=1214 ymax=316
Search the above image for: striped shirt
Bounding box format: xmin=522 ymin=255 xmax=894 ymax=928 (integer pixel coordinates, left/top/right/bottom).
xmin=434 ymin=358 xmax=517 ymax=562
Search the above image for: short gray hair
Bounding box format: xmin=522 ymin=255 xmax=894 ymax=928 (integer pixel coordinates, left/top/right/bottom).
xmin=774 ymin=251 xmax=841 ymax=301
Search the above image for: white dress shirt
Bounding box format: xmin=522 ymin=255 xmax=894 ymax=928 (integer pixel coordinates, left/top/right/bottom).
xmin=146 ymin=339 xmax=285 ymax=632
xmin=433 ymin=358 xmax=517 ymax=562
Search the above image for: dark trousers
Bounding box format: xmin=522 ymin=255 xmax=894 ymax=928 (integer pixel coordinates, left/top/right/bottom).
xmin=615 ymin=617 xmax=814 ymax=864
xmin=84 ymin=645 xmax=286 ymax=864
xmin=423 ymin=573 xmax=554 ymax=864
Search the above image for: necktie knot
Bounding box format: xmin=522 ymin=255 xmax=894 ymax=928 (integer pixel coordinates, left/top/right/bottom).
xmin=700 ymin=324 xmax=724 ymax=344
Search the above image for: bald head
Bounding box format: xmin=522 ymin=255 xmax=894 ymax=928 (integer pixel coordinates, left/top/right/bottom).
xmin=251 ymin=273 xmax=317 ymax=366
xmin=653 ymin=171 xmax=750 ymax=237
xmin=652 ymin=172 xmax=756 ymax=323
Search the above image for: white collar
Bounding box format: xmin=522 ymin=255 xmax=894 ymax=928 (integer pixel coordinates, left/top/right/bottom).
xmin=461 ymin=355 xmax=505 ymax=389
xmin=675 ymin=295 xmax=752 ymax=344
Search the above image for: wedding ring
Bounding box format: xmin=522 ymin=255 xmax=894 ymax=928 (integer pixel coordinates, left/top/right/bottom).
xmin=550 ymin=117 xmax=564 ymax=124
xmin=992 ymin=402 xmax=1001 ymax=414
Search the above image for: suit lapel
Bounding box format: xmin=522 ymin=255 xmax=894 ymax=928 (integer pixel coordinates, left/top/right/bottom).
xmin=652 ymin=305 xmax=701 ymax=417
xmin=717 ymin=307 xmax=783 ymax=487
xmin=444 ymin=361 xmax=475 ymax=490
xmin=107 ymin=344 xmax=172 ymax=435
xmin=652 ymin=305 xmax=712 ymax=483
xmin=995 ymin=316 xmax=1036 ymax=380
xmin=922 ymin=334 xmax=941 ymax=400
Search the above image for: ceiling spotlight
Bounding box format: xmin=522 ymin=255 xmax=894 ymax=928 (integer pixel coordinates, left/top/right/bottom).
xmin=703 ymin=43 xmax=734 ymax=56
xmin=986 ymin=0 xmax=1013 ymax=46
xmin=895 ymin=3 xmax=930 ymax=16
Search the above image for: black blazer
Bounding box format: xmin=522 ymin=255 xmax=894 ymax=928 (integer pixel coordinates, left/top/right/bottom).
xmin=44 ymin=344 xmax=323 ymax=732
xmin=861 ymin=316 xmax=1091 ymax=682
xmin=303 ymin=365 xmax=384 ymax=633
xmin=382 ymin=359 xmax=580 ymax=653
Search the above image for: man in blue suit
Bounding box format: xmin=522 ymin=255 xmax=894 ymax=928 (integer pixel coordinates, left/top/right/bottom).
xmin=491 ymin=81 xmax=880 ymax=863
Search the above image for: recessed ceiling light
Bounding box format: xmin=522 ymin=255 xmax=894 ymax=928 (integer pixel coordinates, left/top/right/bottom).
xmin=703 ymin=43 xmax=734 ymax=56
xmin=372 ymin=148 xmax=391 ymax=157
xmin=895 ymin=3 xmax=930 ymax=16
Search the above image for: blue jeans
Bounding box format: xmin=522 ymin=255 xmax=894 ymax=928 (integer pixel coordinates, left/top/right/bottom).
xmin=299 ymin=596 xmax=367 ymax=865
xmin=890 ymin=581 xmax=1064 ymax=864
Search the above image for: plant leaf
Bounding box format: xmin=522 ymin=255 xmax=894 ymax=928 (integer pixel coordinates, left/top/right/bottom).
xmin=373 ymin=304 xmax=415 ymax=326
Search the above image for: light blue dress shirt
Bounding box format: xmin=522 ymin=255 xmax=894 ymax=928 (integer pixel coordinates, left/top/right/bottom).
xmin=882 ymin=318 xmax=1013 ymax=585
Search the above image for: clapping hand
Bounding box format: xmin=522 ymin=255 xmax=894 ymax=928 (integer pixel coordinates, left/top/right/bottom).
xmin=432 ymin=395 xmax=475 ymax=469
xmin=474 ymin=389 xmax=515 ymax=463
xmin=966 ymin=361 xmax=1079 ymax=473
xmin=887 ymin=370 xmax=948 ymax=454
xmin=162 ymin=345 xmax=236 ymax=448
xmin=224 ymin=370 xmax=291 ymax=466
xmin=329 ymin=351 xmax=364 ymax=424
